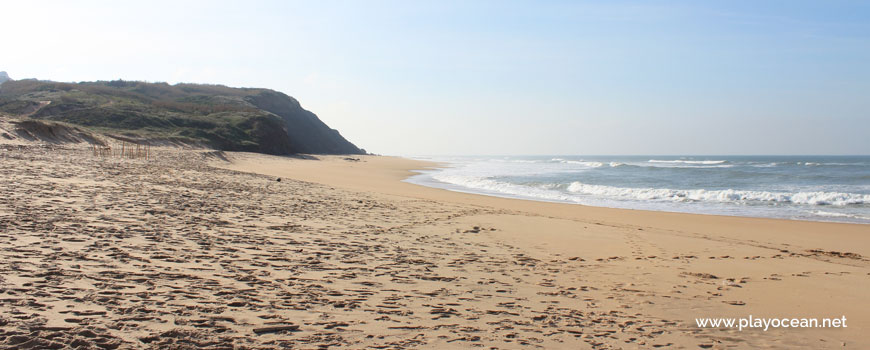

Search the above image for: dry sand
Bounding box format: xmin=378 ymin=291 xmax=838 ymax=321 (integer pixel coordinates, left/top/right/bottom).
xmin=1 ymin=145 xmax=867 ymax=349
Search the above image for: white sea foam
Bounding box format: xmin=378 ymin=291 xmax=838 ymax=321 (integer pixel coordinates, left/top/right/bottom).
xmin=430 ymin=174 xmax=579 ymax=203
xmin=567 ymin=161 xmax=604 ymax=167
xmin=431 ymin=172 xmax=870 ymax=207
xmin=549 ymin=158 xmax=604 ymax=167
xmin=811 ymin=211 xmax=870 ymax=220
xmin=648 ymin=159 xmax=727 ymax=165
xmin=566 ymin=182 xmax=870 ymax=206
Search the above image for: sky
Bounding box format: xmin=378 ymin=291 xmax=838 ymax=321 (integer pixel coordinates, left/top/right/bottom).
xmin=2 ymin=0 xmax=868 ymax=155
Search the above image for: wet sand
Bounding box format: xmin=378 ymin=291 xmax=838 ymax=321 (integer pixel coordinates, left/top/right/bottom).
xmin=1 ymin=145 xmax=867 ymax=349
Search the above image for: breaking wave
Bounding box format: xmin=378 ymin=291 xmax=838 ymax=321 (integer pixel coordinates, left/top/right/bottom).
xmin=566 ymin=182 xmax=870 ymax=206
xmin=550 ymin=158 xmax=604 ymax=167
xmin=648 ymin=159 xmax=727 ymax=165
xmin=429 ymin=173 xmax=870 ymax=207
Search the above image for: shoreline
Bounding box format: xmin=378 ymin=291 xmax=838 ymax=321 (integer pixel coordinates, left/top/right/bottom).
xmin=405 ymin=172 xmax=869 ymax=226
xmin=215 ymin=153 xmax=869 ymax=254
xmin=403 ymin=156 xmax=870 ymax=225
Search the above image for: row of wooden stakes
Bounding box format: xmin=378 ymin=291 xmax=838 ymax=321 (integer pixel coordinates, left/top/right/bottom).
xmin=92 ymin=142 xmax=152 ymax=160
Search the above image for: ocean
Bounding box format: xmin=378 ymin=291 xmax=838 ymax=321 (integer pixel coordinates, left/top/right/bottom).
xmin=405 ymin=155 xmax=870 ymax=224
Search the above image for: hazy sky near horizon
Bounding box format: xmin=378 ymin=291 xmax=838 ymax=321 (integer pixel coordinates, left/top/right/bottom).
xmin=2 ymin=1 xmax=869 ymax=155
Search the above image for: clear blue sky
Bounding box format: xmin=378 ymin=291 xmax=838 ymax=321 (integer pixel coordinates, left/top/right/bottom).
xmin=3 ymin=1 xmax=868 ymax=155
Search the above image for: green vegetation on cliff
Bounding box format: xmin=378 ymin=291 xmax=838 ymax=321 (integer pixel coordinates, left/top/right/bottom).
xmin=0 ymin=79 xmax=364 ymax=155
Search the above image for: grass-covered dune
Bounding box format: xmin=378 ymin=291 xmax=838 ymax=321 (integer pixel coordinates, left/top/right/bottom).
xmin=0 ymin=79 xmax=364 ymax=155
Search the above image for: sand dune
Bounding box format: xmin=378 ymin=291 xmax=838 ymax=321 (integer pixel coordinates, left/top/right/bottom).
xmin=1 ymin=145 xmax=867 ymax=349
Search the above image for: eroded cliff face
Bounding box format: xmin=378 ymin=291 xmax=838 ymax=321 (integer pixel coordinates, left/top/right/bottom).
xmin=0 ymin=79 xmax=365 ymax=155
xmin=245 ymin=90 xmax=363 ymax=155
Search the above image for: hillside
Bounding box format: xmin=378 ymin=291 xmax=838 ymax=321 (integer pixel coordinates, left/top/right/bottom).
xmin=0 ymin=78 xmax=364 ymax=155
xmin=0 ymin=71 xmax=9 ymax=85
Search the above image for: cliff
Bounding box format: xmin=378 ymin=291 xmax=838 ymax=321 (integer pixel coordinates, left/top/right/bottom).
xmin=0 ymin=78 xmax=364 ymax=155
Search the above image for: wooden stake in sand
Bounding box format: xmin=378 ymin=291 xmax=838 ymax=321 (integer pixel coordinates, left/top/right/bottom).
xmin=92 ymin=144 xmax=112 ymax=157
xmin=93 ymin=140 xmax=150 ymax=160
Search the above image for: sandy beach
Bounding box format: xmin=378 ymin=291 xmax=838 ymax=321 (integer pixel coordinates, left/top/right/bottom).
xmin=1 ymin=145 xmax=867 ymax=349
